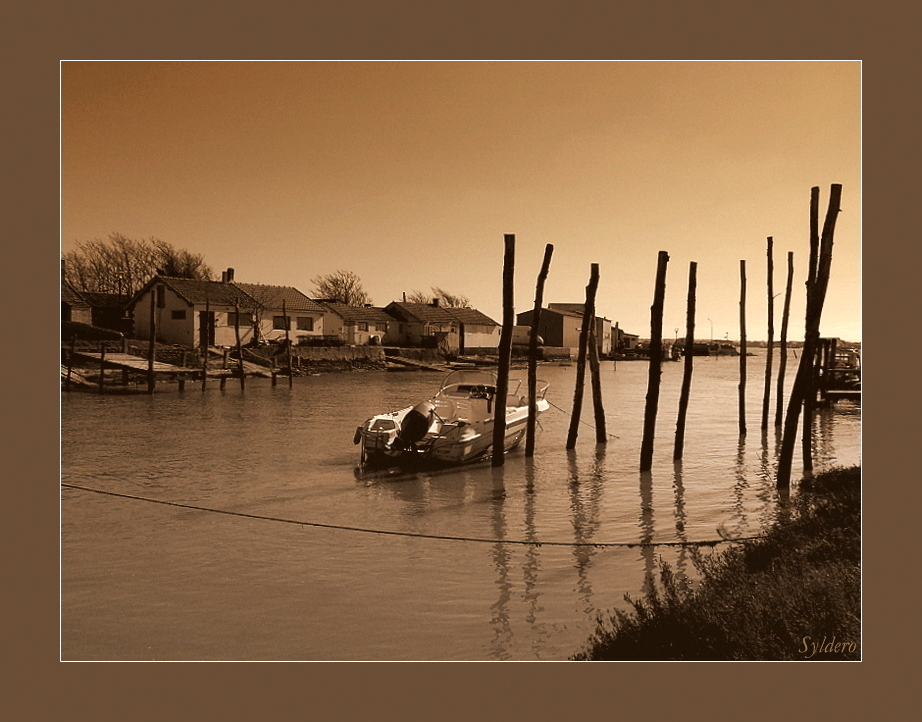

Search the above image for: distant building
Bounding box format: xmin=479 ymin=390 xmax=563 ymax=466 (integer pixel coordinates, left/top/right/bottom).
xmin=384 ymin=300 xmax=500 ymax=354
xmin=316 ymin=301 xmax=394 ymax=345
xmin=61 ymin=278 xmax=92 ymax=325
xmin=516 ymin=304 xmax=612 ymax=355
xmin=127 ymin=268 xmax=325 ymax=347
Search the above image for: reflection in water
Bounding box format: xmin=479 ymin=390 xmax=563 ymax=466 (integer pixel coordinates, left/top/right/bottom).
xmin=522 ymin=462 xmax=542 ymax=632
xmin=638 ymin=470 xmax=656 ymax=593
xmin=489 ymin=466 xmax=512 ymax=660
xmin=567 ymin=448 xmax=606 ymax=616
xmin=672 ymin=461 xmax=688 ymax=580
xmin=733 ymin=437 xmax=749 ymax=529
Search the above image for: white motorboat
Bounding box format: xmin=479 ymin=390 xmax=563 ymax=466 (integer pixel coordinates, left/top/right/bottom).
xmin=354 ymin=369 xmax=550 ymax=467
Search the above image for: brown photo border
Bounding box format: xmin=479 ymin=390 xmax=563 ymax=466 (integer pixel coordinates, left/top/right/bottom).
xmin=7 ymin=0 xmax=912 ymax=718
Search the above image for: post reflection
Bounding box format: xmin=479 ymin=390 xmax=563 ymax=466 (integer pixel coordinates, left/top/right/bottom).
xmin=521 ymin=460 xmax=542 ymax=633
xmin=567 ymin=449 xmax=602 ymax=616
xmin=672 ymin=460 xmax=688 ymax=581
xmin=733 ymin=436 xmax=749 ymax=528
xmin=488 ymin=465 xmax=512 ymax=659
xmin=638 ymin=470 xmax=656 ymax=593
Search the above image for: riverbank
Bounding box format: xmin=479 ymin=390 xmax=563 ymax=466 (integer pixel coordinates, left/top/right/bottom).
xmin=572 ymin=465 xmax=861 ymax=661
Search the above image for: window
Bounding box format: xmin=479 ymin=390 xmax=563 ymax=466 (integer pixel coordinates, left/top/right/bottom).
xmin=297 ymin=316 xmax=314 ymax=332
xmin=171 ymin=310 xmax=187 ymax=320
xmin=375 ymin=322 xmax=388 ymax=332
xmin=227 ymin=312 xmax=252 ymax=327
xmin=273 ymin=316 xmax=290 ymax=330
xmin=357 ymin=321 xmax=369 ymax=332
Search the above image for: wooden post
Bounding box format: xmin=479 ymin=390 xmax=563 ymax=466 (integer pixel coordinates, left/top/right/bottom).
xmin=761 ymin=237 xmax=774 ymax=430
xmin=181 ymin=349 xmax=187 ymax=368
xmin=65 ymin=336 xmax=76 ymax=391
xmin=98 ymin=342 xmax=106 ymax=394
xmin=777 ymin=184 xmax=842 ymax=489
xmin=738 ymin=260 xmax=747 ymax=436
xmin=566 ymin=263 xmax=600 ymax=449
xmin=201 ymin=298 xmax=209 ymax=391
xmin=492 ymin=234 xmax=516 ymax=467
xmin=526 ymin=243 xmax=554 ymax=457
xmin=271 ymin=356 xmax=277 ymax=387
xmin=774 ymin=251 xmax=794 ymax=426
xmin=588 ymin=314 xmax=607 ymax=444
xmin=234 ymin=301 xmax=245 ymax=391
xmin=283 ymin=299 xmax=293 ymax=388
xmin=640 ymin=251 xmax=669 ymax=471
xmin=674 ymin=261 xmax=697 ymax=460
xmin=147 ymin=287 xmax=157 ymax=394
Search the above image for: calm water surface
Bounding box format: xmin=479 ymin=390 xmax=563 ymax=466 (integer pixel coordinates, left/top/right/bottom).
xmin=61 ymin=351 xmax=860 ymax=660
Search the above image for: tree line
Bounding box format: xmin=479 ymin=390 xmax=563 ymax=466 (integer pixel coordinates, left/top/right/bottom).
xmin=63 ymin=233 xmax=471 ymax=308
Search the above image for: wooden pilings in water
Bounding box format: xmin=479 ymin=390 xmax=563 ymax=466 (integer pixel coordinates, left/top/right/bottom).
xmin=777 ymin=184 xmax=843 ymax=489
xmin=761 ymin=237 xmax=774 ymax=431
xmin=234 ymin=301 xmax=245 ymax=391
xmin=201 ymin=297 xmax=210 ymax=391
xmin=738 ymin=260 xmax=747 ymax=436
xmin=775 ymin=251 xmax=794 ymax=426
xmin=491 ymin=234 xmax=516 ymax=468
xmin=674 ymin=261 xmax=697 ymax=461
xmin=526 ymin=243 xmax=554 ymax=457
xmin=147 ymin=286 xmax=157 ymax=394
xmin=566 ymin=263 xmax=600 ymax=450
xmin=640 ymin=251 xmax=669 ymax=471
xmin=588 ymin=316 xmax=607 ymax=444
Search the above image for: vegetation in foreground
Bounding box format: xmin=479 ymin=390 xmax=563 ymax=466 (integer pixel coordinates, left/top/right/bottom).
xmin=573 ymin=466 xmax=860 ymax=661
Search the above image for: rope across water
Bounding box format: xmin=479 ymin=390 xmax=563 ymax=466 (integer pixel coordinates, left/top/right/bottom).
xmin=61 ymin=482 xmax=761 ymax=549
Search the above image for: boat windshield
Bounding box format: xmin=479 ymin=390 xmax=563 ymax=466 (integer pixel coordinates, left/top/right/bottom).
xmin=437 ymin=369 xmax=522 ymax=398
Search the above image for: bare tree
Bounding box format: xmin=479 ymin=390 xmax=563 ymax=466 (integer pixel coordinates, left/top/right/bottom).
xmin=404 ymin=287 xmax=471 ymax=307
xmin=311 ymin=269 xmax=370 ymax=306
xmin=62 ymin=233 xmax=213 ymax=296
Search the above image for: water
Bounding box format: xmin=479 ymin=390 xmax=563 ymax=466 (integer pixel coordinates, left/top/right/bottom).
xmin=61 ymin=351 xmax=860 ymax=660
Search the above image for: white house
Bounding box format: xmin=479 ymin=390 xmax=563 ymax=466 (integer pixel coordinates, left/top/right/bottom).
xmin=128 ymin=269 xmax=325 ymax=348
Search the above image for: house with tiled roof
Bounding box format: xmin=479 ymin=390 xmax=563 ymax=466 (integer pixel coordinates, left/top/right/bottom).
xmin=384 ymin=300 xmax=500 ymax=354
xmin=61 ymin=277 xmax=93 ymax=325
xmin=315 ymin=301 xmax=395 ymax=345
xmin=127 ymin=268 xmax=325 ymax=348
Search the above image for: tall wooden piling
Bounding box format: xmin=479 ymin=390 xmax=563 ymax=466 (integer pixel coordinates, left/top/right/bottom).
xmin=639 ymin=251 xmax=669 ymax=471
xmin=761 ymin=237 xmax=774 ymax=430
xmin=738 ymin=260 xmax=747 ymax=436
xmin=491 ymin=234 xmax=515 ymax=468
xmin=65 ymin=336 xmax=76 ymax=391
xmin=526 ymin=243 xmax=554 ymax=457
xmin=566 ymin=263 xmax=600 ymax=450
xmin=201 ymin=297 xmax=210 ymax=391
xmin=775 ymin=251 xmax=794 ymax=426
xmin=147 ymin=287 xmax=157 ymax=394
xmin=674 ymin=261 xmax=697 ymax=461
xmin=588 ymin=304 xmax=607 ymax=444
xmin=234 ymin=301 xmax=245 ymax=391
xmin=98 ymin=342 xmax=107 ymax=394
xmin=777 ymin=184 xmax=842 ymax=489
xmin=283 ymin=299 xmax=293 ymax=388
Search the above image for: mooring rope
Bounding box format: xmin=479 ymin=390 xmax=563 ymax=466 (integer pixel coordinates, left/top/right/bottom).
xmin=546 ymin=400 xmax=620 ymax=440
xmin=61 ymin=482 xmax=761 ymax=548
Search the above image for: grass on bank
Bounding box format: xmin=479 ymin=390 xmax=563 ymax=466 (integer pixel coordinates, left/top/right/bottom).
xmin=572 ymin=465 xmax=861 ymax=661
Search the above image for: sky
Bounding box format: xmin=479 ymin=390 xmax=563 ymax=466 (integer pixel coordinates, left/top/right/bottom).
xmin=61 ymin=61 xmax=861 ymax=342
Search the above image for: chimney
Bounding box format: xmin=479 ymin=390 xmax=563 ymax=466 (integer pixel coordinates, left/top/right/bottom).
xmin=225 ymin=267 xmax=235 ymax=283
xmin=221 ymin=271 xmax=227 ymax=282
xmin=431 ymin=298 xmax=440 ymax=307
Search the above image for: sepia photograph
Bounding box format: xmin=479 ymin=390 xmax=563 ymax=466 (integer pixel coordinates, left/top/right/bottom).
xmin=60 ymin=60 xmax=860 ymax=661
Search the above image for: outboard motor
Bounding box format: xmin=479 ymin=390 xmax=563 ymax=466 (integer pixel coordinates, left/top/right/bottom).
xmin=393 ymin=400 xmax=436 ymax=451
